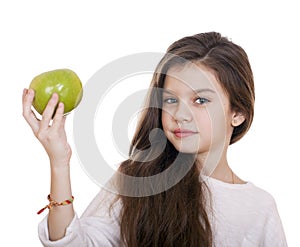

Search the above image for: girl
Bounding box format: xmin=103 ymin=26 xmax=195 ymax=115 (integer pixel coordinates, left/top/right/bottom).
xmin=22 ymin=32 xmax=287 ymax=246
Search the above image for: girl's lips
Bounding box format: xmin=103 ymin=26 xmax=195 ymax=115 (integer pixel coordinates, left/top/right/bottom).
xmin=173 ymin=128 xmax=197 ymax=138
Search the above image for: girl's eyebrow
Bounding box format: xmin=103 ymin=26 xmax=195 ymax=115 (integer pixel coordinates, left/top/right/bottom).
xmin=162 ymin=88 xmax=216 ymax=94
xmin=162 ymin=89 xmax=175 ymax=94
xmin=194 ymin=88 xmax=216 ymax=94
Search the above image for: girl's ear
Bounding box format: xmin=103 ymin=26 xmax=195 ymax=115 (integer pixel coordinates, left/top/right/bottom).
xmin=231 ymin=112 xmax=246 ymax=127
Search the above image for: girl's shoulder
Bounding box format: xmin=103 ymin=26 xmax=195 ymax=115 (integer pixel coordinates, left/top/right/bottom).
xmin=81 ymin=187 xmax=122 ymax=218
xmin=203 ymin=175 xmax=277 ymax=209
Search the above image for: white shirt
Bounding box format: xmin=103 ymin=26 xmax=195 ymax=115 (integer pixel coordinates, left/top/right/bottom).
xmin=38 ymin=177 xmax=287 ymax=247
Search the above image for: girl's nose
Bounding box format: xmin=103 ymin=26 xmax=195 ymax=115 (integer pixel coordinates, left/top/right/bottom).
xmin=173 ymin=101 xmax=192 ymax=124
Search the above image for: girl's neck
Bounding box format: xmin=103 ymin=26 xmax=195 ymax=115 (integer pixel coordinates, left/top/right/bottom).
xmin=197 ymin=153 xmax=246 ymax=184
xmin=210 ymin=161 xmax=235 ymax=184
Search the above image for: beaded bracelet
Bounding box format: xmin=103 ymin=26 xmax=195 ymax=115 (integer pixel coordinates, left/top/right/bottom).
xmin=37 ymin=194 xmax=74 ymax=214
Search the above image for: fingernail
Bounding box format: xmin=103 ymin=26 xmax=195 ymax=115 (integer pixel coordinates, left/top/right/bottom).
xmin=50 ymin=93 xmax=56 ymax=100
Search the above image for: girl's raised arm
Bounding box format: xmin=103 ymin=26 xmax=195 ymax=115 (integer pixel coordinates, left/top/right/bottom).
xmin=22 ymin=88 xmax=74 ymax=241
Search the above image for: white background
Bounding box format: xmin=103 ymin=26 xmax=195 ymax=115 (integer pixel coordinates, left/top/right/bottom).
xmin=1 ymin=0 xmax=299 ymax=246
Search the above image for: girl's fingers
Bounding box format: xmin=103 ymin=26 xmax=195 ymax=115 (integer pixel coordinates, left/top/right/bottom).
xmin=22 ymin=88 xmax=39 ymax=133
xmin=22 ymin=88 xmax=33 ymax=113
xmin=40 ymin=93 xmax=59 ymax=130
xmin=52 ymin=102 xmax=65 ymax=129
xmin=22 ymin=88 xmax=27 ymax=102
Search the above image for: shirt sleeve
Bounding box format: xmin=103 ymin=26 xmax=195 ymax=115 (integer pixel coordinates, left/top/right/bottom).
xmin=241 ymin=195 xmax=288 ymax=247
xmin=38 ymin=189 xmax=122 ymax=247
xmin=260 ymin=199 xmax=288 ymax=247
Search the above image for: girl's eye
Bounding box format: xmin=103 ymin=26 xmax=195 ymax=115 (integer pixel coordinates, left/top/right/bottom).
xmin=195 ymin=97 xmax=209 ymax=105
xmin=163 ymin=98 xmax=178 ymax=104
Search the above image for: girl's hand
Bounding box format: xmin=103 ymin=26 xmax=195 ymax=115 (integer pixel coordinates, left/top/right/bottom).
xmin=22 ymin=88 xmax=72 ymax=167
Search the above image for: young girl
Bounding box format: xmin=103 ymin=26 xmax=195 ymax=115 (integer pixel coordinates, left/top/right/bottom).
xmin=22 ymin=32 xmax=287 ymax=246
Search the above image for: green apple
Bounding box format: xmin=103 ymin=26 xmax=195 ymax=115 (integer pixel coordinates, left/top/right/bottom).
xmin=29 ymin=69 xmax=83 ymax=115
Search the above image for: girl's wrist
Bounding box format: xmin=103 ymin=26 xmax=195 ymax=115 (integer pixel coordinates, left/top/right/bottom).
xmin=50 ymin=160 xmax=70 ymax=170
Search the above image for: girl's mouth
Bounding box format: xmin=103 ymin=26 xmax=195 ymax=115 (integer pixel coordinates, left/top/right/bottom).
xmin=173 ymin=128 xmax=197 ymax=138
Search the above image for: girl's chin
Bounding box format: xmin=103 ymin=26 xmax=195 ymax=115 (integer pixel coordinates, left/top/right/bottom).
xmin=172 ymin=145 xmax=204 ymax=154
xmin=167 ymin=138 xmax=209 ymax=154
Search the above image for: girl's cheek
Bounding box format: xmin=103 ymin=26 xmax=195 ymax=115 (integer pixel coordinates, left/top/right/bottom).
xmin=161 ymin=113 xmax=168 ymax=130
xmin=161 ymin=110 xmax=173 ymax=124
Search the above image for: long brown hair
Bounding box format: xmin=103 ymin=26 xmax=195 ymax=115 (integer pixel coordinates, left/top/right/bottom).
xmin=116 ymin=32 xmax=255 ymax=246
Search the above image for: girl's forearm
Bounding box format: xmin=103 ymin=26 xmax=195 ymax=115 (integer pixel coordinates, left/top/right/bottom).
xmin=48 ymin=163 xmax=74 ymax=241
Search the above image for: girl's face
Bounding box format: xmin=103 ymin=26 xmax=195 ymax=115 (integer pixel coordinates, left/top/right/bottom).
xmin=161 ymin=63 xmax=242 ymax=158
